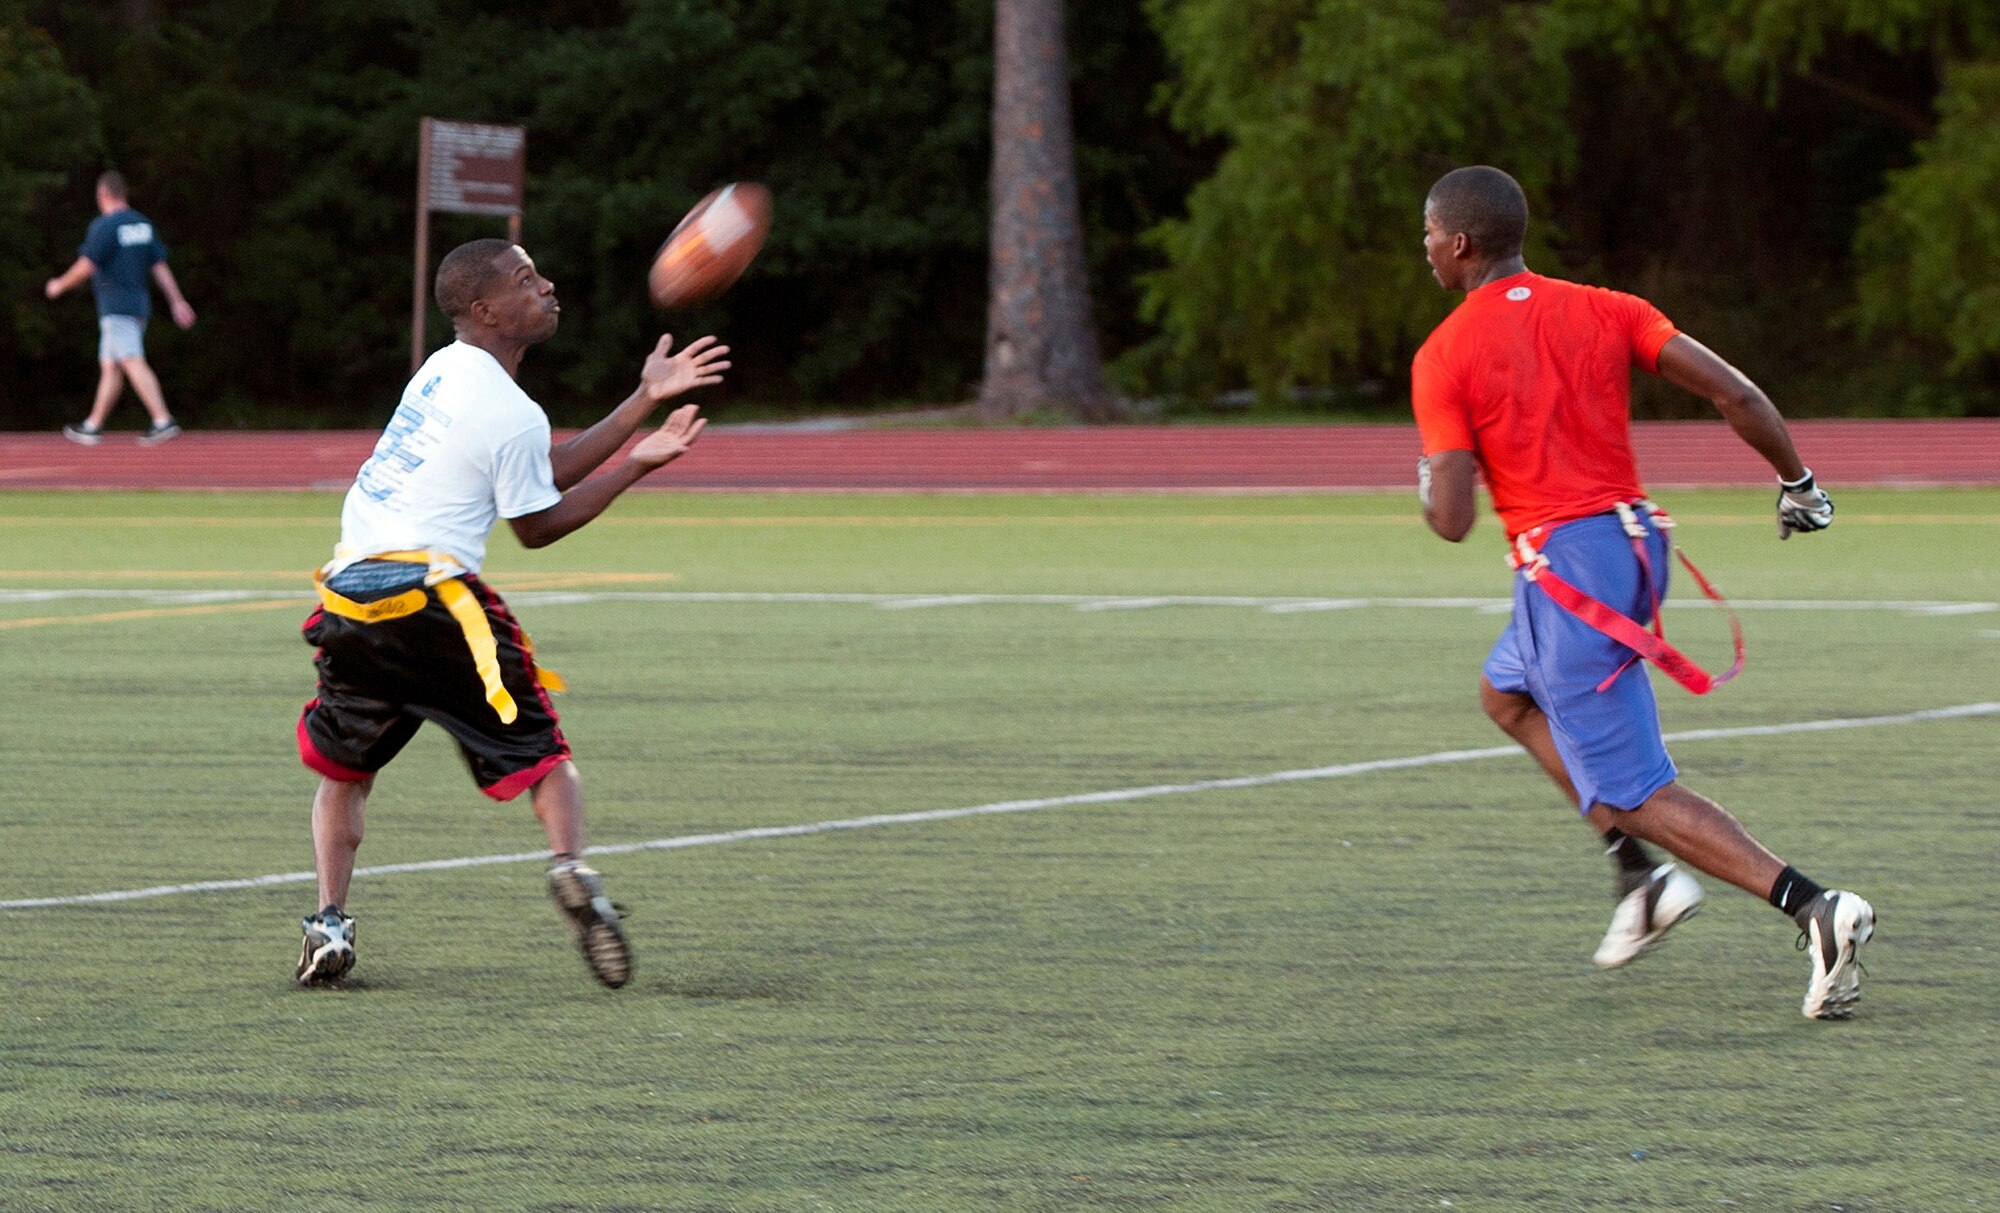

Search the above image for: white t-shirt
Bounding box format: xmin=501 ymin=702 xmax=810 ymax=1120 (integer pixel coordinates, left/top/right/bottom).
xmin=330 ymin=342 xmax=561 ymax=576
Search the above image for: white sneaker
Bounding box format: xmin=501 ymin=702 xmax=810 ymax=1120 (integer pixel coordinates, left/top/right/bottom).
xmin=1799 ymin=890 xmax=1874 ymax=1020
xmin=1593 ymin=863 xmax=1704 ymax=969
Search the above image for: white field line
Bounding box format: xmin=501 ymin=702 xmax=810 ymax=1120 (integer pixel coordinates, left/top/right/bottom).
xmin=5 ymin=700 xmax=1995 ymax=913
xmin=1264 ymin=599 xmax=1369 ymax=613
xmin=874 ymin=594 xmax=1002 ymax=610
xmin=0 ymin=589 xmax=306 ymax=604
xmin=3 ymin=588 xmax=1997 ymax=616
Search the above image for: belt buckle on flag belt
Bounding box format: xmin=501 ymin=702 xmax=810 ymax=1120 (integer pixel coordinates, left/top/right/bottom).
xmin=1505 ymin=500 xmax=1744 ymax=696
xmin=311 ymin=550 xmax=565 ymax=724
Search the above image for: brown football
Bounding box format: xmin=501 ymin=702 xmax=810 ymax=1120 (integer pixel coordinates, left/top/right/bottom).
xmin=646 ymin=182 xmax=773 ymax=309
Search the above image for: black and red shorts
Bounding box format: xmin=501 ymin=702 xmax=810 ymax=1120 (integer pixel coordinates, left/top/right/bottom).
xmin=297 ymin=572 xmax=570 ymax=801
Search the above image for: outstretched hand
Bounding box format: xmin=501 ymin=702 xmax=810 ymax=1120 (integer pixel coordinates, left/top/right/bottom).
xmin=629 ymin=403 xmax=707 ymax=470
xmin=638 ymin=334 xmax=730 ymax=404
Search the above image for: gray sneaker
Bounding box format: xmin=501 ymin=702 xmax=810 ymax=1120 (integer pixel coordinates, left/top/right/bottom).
xmin=62 ymin=422 xmax=102 ymax=446
xmin=548 ymin=861 xmax=631 ymax=988
xmin=1798 ymin=890 xmax=1874 ymax=1019
xmin=138 ymin=420 xmax=182 ymax=446
xmin=296 ymin=904 xmax=356 ymax=985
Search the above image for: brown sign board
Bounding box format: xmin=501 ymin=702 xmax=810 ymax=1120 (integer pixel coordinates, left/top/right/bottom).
xmin=420 ymin=118 xmax=525 ymax=216
xmin=412 ymin=118 xmax=527 ymax=371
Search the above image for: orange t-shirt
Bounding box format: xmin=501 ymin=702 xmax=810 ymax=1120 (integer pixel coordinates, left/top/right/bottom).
xmin=1411 ymin=271 xmax=1679 ymax=538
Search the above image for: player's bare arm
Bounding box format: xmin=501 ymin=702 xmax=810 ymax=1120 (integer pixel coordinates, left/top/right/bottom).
xmin=1655 ymin=335 xmax=1807 ymax=481
xmin=511 ymin=403 xmax=707 ymax=549
xmin=547 ymin=334 xmax=730 ymax=490
xmin=150 ymin=263 xmax=196 ymax=329
xmin=44 ymin=256 xmax=95 ymax=299
xmin=1420 ymin=449 xmax=1478 ymax=542
xmin=1656 ymin=333 xmax=1834 ymax=537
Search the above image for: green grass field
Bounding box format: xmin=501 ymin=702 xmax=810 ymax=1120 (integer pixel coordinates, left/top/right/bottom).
xmin=3 ymin=489 xmax=1997 ymax=1212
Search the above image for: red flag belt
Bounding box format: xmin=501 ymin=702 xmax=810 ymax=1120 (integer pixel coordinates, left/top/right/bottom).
xmin=1507 ymin=500 xmax=1743 ymax=696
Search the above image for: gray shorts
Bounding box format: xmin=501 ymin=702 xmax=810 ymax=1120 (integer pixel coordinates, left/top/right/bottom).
xmin=98 ymin=315 xmax=147 ymax=362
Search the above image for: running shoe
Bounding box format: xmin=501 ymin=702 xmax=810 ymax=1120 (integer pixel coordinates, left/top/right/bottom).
xmin=548 ymin=860 xmax=631 ymax=988
xmin=1799 ymin=890 xmax=1874 ymax=1020
xmin=296 ymin=904 xmax=356 ymax=986
xmin=138 ymin=420 xmax=182 ymax=446
xmin=1593 ymin=862 xmax=1704 ymax=969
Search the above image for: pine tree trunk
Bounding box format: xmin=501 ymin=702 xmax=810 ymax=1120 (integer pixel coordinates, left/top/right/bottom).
xmin=980 ymin=0 xmax=1115 ymax=422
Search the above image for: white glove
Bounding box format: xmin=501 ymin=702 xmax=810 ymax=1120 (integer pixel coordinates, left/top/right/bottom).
xmin=1776 ymin=468 xmax=1833 ymax=539
xmin=1417 ymin=455 xmax=1433 ymax=510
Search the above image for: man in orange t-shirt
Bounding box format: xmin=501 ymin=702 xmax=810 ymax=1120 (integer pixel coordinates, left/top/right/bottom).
xmin=1411 ymin=165 xmax=1872 ymax=1020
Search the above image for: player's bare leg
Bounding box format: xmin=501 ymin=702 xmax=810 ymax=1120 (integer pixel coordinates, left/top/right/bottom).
xmin=312 ymin=775 xmax=370 ymax=907
xmin=116 ymin=355 xmax=174 ymax=427
xmin=1480 ymin=677 xmax=1701 ymax=966
xmin=1479 ymin=679 xmax=1579 ymax=806
xmin=1479 ymin=678 xmax=1665 ymax=878
xmin=1588 ymin=784 xmax=1782 ymax=897
xmin=83 ymin=360 xmax=124 ymax=430
xmin=534 ymin=761 xmax=631 ymax=988
xmin=298 ymin=776 xmax=367 ymax=985
xmin=530 ymin=759 xmax=586 ymax=858
xmin=1478 ymin=677 xmax=1781 ymax=892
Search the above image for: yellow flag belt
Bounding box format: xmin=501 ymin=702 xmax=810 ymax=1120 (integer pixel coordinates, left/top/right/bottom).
xmin=312 ymin=551 xmax=564 ymax=725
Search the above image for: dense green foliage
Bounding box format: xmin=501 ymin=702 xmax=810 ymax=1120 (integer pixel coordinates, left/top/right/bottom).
xmin=0 ymin=0 xmax=100 ymax=373
xmin=2 ymin=0 xmax=1997 ymax=424
xmin=1853 ymin=59 xmax=2000 ymax=386
xmin=4 ymin=489 xmax=1999 ymax=1208
xmin=1145 ymin=0 xmax=2000 ymax=416
xmin=1137 ymin=0 xmax=1571 ymax=401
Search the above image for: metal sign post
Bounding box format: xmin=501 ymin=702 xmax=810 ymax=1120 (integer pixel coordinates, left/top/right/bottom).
xmin=412 ymin=118 xmax=527 ymax=372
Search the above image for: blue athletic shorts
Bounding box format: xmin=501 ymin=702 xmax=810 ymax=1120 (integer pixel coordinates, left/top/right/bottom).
xmin=98 ymin=315 xmax=146 ymax=361
xmin=1483 ymin=511 xmax=1679 ymax=813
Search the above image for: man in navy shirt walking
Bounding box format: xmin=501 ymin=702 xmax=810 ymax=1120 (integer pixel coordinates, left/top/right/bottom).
xmin=44 ymin=171 xmax=197 ymax=445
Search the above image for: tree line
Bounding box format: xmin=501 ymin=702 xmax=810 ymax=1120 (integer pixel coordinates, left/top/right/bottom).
xmin=2 ymin=0 xmax=1995 ymax=430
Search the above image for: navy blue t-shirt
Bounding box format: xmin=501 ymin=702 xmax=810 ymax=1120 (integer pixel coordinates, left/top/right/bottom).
xmin=79 ymin=208 xmax=168 ymax=319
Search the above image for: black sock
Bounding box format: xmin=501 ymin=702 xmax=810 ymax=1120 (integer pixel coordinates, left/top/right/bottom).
xmin=1603 ymin=827 xmax=1658 ymax=895
xmin=1767 ymin=865 xmax=1826 ymax=922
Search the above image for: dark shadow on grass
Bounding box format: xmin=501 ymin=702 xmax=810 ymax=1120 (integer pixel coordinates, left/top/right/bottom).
xmin=288 ymin=974 xmax=393 ymax=993
xmin=652 ymin=970 xmax=817 ymax=1003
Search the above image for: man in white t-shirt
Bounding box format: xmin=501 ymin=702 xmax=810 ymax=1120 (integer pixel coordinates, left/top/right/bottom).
xmin=294 ymin=237 xmax=729 ymax=989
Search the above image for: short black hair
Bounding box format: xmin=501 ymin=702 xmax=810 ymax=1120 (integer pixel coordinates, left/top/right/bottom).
xmin=434 ymin=238 xmax=519 ymax=320
xmin=1426 ymin=166 xmax=1528 ymax=259
xmin=96 ymin=171 xmax=128 ymax=201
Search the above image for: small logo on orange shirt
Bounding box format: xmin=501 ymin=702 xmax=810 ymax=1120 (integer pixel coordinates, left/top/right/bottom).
xmin=1506 ymin=286 xmax=1532 ymax=301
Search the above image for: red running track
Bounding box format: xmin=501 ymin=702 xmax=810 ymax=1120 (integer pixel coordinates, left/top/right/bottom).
xmin=3 ymin=420 xmax=1999 ymax=492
